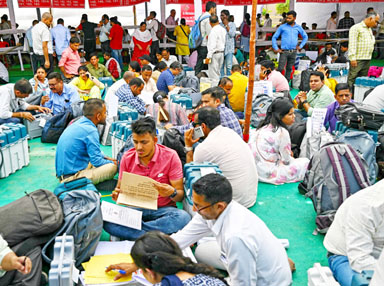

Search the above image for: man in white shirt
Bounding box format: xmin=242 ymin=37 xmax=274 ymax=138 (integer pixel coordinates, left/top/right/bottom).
xmin=146 ymin=11 xmax=160 ymax=63
xmin=195 ymin=1 xmax=216 ymax=75
xmin=363 ymin=84 xmax=384 ymax=110
xmin=184 ymin=106 xmax=257 ymax=207
xmin=171 ymin=173 xmax=292 ymax=286
xmin=161 ymin=48 xmax=178 ymax=67
xmin=32 ymin=12 xmax=54 ymax=74
xmin=205 ymin=15 xmax=226 ymax=80
xmin=139 ymin=65 xmax=158 ymax=103
xmin=104 ymin=71 xmax=135 ymax=119
xmin=371 ymin=250 xmax=384 ymax=286
xmin=98 ymin=14 xmax=111 ymax=54
xmin=324 ymin=179 xmax=384 ymax=286
xmin=50 ymin=18 xmax=70 ymax=62
xmin=0 ymin=79 xmax=51 ymax=124
xmin=326 ymin=11 xmax=338 ymax=38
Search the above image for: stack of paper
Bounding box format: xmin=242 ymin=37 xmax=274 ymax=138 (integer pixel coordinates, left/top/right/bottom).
xmin=82 ymin=253 xmax=134 ymax=285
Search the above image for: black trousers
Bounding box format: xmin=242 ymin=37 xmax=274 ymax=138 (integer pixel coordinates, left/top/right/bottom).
xmin=150 ymin=40 xmax=160 ymax=63
xmin=101 ymin=40 xmax=111 ymax=54
xmin=35 ymin=54 xmax=54 ymax=75
xmin=195 ymin=45 xmax=208 ymax=75
xmin=84 ymin=39 xmax=96 ymax=61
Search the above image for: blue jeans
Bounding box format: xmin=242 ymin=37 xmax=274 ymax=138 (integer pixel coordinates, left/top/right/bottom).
xmin=111 ymin=49 xmax=123 ymax=70
xmin=0 ymin=117 xmax=21 ymax=124
xmin=328 ymin=255 xmax=358 ymax=286
xmin=103 ymin=206 xmax=191 ymax=240
xmin=221 ymin=53 xmax=233 ymax=77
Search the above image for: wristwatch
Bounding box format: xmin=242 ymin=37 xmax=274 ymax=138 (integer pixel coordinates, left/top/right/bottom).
xmin=184 ymin=146 xmax=193 ymax=153
xmin=169 ymin=188 xmax=178 ymax=199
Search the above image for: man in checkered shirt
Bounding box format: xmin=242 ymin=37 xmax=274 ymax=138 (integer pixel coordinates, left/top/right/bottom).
xmin=337 ymin=11 xmax=355 ymax=38
xmin=115 ymin=78 xmax=145 ymax=115
xmin=347 ymin=12 xmax=380 ymax=90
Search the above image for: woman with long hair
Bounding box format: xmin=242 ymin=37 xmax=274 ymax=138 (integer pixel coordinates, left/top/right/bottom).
xmin=106 ymin=232 xmax=227 ymax=285
xmin=27 ymin=66 xmax=49 ymax=105
xmin=129 ymin=61 xmax=142 ymax=77
xmin=249 ymin=97 xmax=309 ymax=185
xmin=146 ymin=91 xmax=189 ymax=127
xmin=239 ymin=13 xmax=251 ymax=59
xmin=131 ymin=22 xmax=152 ymax=63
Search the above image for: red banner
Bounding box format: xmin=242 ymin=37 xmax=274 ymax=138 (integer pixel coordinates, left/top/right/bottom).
xmin=89 ymin=0 xmax=119 ymax=8
xmin=168 ymin=0 xmax=285 ymax=4
xmin=52 ymin=0 xmax=85 ymax=8
xmin=18 ymin=0 xmax=51 ymax=8
xmin=121 ymin=0 xmax=149 ymax=5
xmin=297 ymin=0 xmax=384 ymax=2
xmin=0 ymin=0 xmax=6 ymax=8
xmin=180 ymin=4 xmax=195 ymax=26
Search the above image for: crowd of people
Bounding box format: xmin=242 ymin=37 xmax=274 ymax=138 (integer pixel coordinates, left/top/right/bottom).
xmin=1 ymin=2 xmax=384 ymax=286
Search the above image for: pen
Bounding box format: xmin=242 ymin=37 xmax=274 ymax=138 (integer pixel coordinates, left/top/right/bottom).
xmin=101 ymin=194 xmax=112 ymax=198
xmin=23 ymin=256 xmax=27 ymax=265
xmin=106 ymin=267 xmax=126 ymax=275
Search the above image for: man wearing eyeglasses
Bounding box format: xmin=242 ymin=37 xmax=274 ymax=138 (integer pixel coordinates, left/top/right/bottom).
xmin=171 ymin=173 xmax=292 ymax=286
xmin=184 ymin=107 xmax=257 ymax=208
xmin=348 ymin=11 xmax=380 ymax=90
xmin=42 ymin=72 xmax=80 ymax=115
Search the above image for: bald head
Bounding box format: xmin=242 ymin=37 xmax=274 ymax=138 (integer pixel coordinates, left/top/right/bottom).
xmin=123 ymin=71 xmax=135 ymax=83
xmin=42 ymin=12 xmax=52 ymax=20
xmin=42 ymin=12 xmax=53 ymax=26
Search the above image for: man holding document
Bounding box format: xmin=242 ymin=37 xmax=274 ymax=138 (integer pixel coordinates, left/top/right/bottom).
xmin=103 ymin=117 xmax=191 ymax=240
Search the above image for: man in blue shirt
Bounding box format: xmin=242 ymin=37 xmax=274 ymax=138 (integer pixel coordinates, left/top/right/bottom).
xmin=55 ymin=98 xmax=117 ymax=184
xmin=115 ymin=78 xmax=146 ymax=114
xmin=50 ymin=18 xmax=71 ymax=62
xmin=156 ymin=61 xmax=183 ymax=94
xmin=42 ymin=72 xmax=80 ymax=115
xmin=272 ymin=10 xmax=308 ymax=82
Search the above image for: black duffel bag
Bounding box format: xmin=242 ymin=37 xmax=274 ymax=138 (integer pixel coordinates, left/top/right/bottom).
xmin=41 ymin=108 xmax=73 ymax=143
xmin=335 ymin=102 xmax=384 ymax=131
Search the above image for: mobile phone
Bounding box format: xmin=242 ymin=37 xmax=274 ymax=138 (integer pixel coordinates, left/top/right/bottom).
xmin=192 ymin=126 xmax=204 ymax=140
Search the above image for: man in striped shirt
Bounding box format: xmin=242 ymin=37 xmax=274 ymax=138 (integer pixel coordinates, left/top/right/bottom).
xmin=347 ymin=12 xmax=380 ymax=90
xmin=115 ymin=78 xmax=145 ymax=114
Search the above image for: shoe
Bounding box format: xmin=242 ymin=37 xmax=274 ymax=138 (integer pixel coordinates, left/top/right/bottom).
xmin=95 ymin=179 xmax=118 ymax=192
xmin=40 ymin=271 xmax=48 ymax=285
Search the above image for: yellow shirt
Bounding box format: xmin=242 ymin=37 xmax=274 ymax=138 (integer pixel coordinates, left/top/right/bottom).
xmin=325 ymin=78 xmax=338 ymax=94
xmin=229 ymin=72 xmax=248 ymax=112
xmin=174 ymin=25 xmax=190 ymax=56
xmin=70 ymin=76 xmax=95 ymax=91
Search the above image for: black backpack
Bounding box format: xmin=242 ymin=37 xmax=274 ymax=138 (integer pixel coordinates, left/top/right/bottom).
xmin=299 ymin=69 xmax=312 ymax=92
xmin=41 ymin=109 xmax=73 ymax=143
xmin=162 ymin=129 xmax=186 ymax=167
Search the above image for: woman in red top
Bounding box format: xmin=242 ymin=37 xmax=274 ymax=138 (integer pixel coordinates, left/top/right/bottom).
xmin=131 ymin=22 xmax=152 ymax=63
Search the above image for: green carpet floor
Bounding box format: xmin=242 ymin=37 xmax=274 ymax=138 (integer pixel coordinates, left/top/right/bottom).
xmin=0 ymin=138 xmax=327 ymax=286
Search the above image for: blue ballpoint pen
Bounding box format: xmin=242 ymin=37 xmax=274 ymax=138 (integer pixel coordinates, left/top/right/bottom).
xmin=106 ymin=267 xmax=127 ymax=275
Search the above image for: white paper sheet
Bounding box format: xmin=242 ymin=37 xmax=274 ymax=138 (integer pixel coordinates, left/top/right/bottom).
xmin=94 ymin=241 xmax=134 ymax=256
xmin=101 ymin=201 xmax=142 ymax=230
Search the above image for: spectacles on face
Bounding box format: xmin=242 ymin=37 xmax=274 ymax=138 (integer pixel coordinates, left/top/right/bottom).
xmin=193 ymin=202 xmax=217 ymax=213
xmin=48 ymin=82 xmax=60 ymax=88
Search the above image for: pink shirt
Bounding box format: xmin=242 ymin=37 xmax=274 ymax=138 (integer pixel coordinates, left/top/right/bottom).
xmin=119 ymin=144 xmax=183 ymax=208
xmin=266 ymin=70 xmax=290 ymax=92
xmin=59 ymin=46 xmax=81 ymax=75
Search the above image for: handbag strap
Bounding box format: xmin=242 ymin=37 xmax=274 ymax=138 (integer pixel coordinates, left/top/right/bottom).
xmin=180 ymin=25 xmax=188 ymax=38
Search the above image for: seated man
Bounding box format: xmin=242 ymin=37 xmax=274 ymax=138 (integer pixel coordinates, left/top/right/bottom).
xmin=318 ymin=43 xmax=338 ymax=64
xmin=104 ymin=71 xmax=135 ymax=118
xmin=58 ymin=36 xmax=81 ymax=82
xmin=295 ymin=71 xmax=335 ymax=117
xmin=0 ymin=235 xmax=41 ymax=285
xmin=161 ymin=48 xmax=178 ymax=67
xmin=86 ymin=52 xmax=116 ymax=81
xmin=185 ymin=107 xmax=257 ymax=207
xmin=324 ymin=179 xmax=384 ymax=286
xmin=0 ymin=79 xmax=50 ymax=124
xmin=115 ymin=78 xmax=145 ymax=115
xmin=336 ymin=42 xmax=349 ymax=63
xmin=218 ymin=77 xmax=233 ymax=110
xmin=55 ymin=99 xmax=117 ymax=185
xmin=104 ymin=117 xmax=191 ymax=240
xmin=103 ymin=51 xmax=121 ymax=79
xmin=42 ymin=72 xmax=80 ymax=115
xmin=324 ymin=83 xmax=353 ymax=133
xmin=139 ymin=54 xmax=155 ymax=70
xmin=172 ymin=87 xmax=243 ymax=137
xmin=363 ymin=83 xmax=384 ymax=110
xmin=138 ymin=64 xmax=158 ymax=97
xmin=156 ymin=61 xmax=183 ymax=94
xmin=228 ymin=64 xmax=248 ymax=113
xmin=259 ymin=60 xmax=290 ymax=93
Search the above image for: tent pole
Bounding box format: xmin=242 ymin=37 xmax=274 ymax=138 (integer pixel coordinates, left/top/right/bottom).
xmin=7 ymin=0 xmax=24 ymax=71
xmin=160 ymin=0 xmax=166 ymax=23
xmin=145 ymin=2 xmax=148 ymax=18
xmin=194 ymin=0 xmax=202 ymax=20
xmin=133 ymin=5 xmax=137 ymax=26
xmin=289 ymin=0 xmax=295 ymax=12
xmin=243 ymin=0 xmax=258 ymax=142
xmin=36 ymin=8 xmax=41 ymax=21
